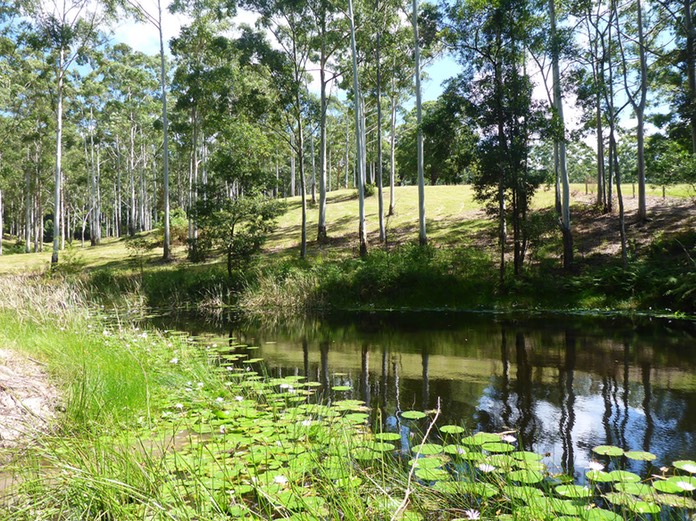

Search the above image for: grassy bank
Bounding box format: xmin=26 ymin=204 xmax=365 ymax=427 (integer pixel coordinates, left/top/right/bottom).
xmin=0 ymin=184 xmax=694 ymax=316
xmin=2 ymin=276 xmax=696 ymax=520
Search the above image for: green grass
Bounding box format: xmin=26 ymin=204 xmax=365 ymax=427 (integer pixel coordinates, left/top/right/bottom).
xmin=0 ymin=183 xmax=693 ymax=314
xmin=2 ymin=276 xmax=695 ymax=520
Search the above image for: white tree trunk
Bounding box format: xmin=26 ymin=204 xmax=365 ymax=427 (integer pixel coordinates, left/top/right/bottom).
xmin=51 ymin=47 xmax=65 ymax=266
xmin=159 ymin=0 xmax=171 ymax=260
xmin=349 ymin=0 xmax=368 ymax=256
xmin=412 ymin=0 xmax=427 ymax=245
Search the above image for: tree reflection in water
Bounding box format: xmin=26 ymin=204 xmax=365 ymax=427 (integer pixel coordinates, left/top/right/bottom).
xmin=150 ymin=312 xmax=696 ymax=467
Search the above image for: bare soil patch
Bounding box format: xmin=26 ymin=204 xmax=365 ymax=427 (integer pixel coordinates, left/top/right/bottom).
xmin=0 ymin=349 xmax=58 ymax=450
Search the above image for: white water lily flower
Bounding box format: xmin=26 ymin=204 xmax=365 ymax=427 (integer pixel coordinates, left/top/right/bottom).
xmin=235 ymin=396 xmax=244 ymax=402
xmin=676 ymin=481 xmax=696 ymax=492
xmin=169 ymin=357 xmax=179 ymax=364
xmin=174 ymin=403 xmax=184 ymax=410
xmin=477 ymin=463 xmax=496 ymax=473
xmin=219 ymin=425 xmax=227 ymax=434
xmin=273 ymin=475 xmax=288 ymax=485
xmin=215 ymin=397 xmax=224 ymax=403
xmin=197 ymin=382 xmax=204 ymax=388
xmin=588 ymin=461 xmax=605 ymax=471
xmin=301 ymin=419 xmax=313 ymax=427
xmin=501 ymin=434 xmax=517 ymax=443
xmin=463 ymin=509 xmax=480 ymax=520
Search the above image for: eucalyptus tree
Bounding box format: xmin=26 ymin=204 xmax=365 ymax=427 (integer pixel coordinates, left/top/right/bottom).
xmin=237 ymin=0 xmax=315 ymax=258
xmin=18 ymin=0 xmax=112 ymax=265
xmin=348 ymin=0 xmax=368 ymax=256
xmin=99 ymin=43 xmax=160 ymax=236
xmin=445 ymin=0 xmax=545 ymax=281
xmin=307 ymin=0 xmax=345 ymax=242
xmin=529 ymin=0 xmax=574 ymax=267
xmin=117 ymin=0 xmax=175 ymax=260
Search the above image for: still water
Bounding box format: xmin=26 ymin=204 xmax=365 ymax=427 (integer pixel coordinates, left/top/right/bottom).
xmin=145 ymin=311 xmax=696 ymax=477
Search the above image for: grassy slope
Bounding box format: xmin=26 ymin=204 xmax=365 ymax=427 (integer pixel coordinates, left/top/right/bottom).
xmin=0 ymin=183 xmax=692 ymax=273
xmin=0 ymin=183 xmax=693 ymax=313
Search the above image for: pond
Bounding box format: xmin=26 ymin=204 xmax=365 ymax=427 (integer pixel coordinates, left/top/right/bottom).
xmin=143 ymin=311 xmax=696 ymax=479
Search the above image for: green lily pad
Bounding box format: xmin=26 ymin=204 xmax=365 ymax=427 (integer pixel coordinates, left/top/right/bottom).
xmin=409 ymin=457 xmax=445 ymax=469
xmin=483 ymin=442 xmax=515 ymax=453
xmin=624 ymin=450 xmax=656 ymax=461
xmin=592 ymin=445 xmax=624 ymax=457
xmin=582 ymin=508 xmax=623 ymax=520
xmin=654 ymin=493 xmax=696 ymax=508
xmin=614 ymin=482 xmax=653 ymax=496
xmin=352 ymin=448 xmax=381 ymax=461
xmin=331 ymin=385 xmax=351 ymax=391
xmin=666 ymin=475 xmax=696 ymax=491
xmin=440 ymin=425 xmax=465 ymax=434
xmin=512 ymin=451 xmax=543 ymax=462
xmin=673 ymin=460 xmax=696 ymax=473
xmin=400 ymin=410 xmax=427 ymax=420
xmin=508 ymin=469 xmax=544 ymax=484
xmin=653 ymin=480 xmax=683 ymax=494
xmin=502 ymin=484 xmax=544 ymax=501
xmin=412 ymin=443 xmax=444 ymax=455
xmin=364 ymin=441 xmax=395 ymax=452
xmin=603 ymin=492 xmax=634 ymax=507
xmin=414 ymin=467 xmax=451 ymax=481
xmin=462 ymin=432 xmax=501 ymax=446
xmin=627 ymin=501 xmax=661 ymax=514
xmin=460 ymin=482 xmax=499 ymax=498
xmin=443 ymin=444 xmax=468 ymax=456
xmin=608 ymin=470 xmax=640 ymax=483
xmin=586 ymin=470 xmax=613 ymax=483
xmin=555 ymin=485 xmax=593 ymax=498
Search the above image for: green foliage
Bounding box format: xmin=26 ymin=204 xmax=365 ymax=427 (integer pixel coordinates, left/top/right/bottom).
xmin=52 ymin=244 xmax=87 ymax=276
xmin=124 ymin=233 xmax=157 ymax=276
xmin=196 ymin=196 xmax=286 ymax=279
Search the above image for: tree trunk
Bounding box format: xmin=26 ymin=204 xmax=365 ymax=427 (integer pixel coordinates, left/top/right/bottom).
xmin=51 ymin=48 xmax=65 ymax=266
xmin=159 ymin=0 xmax=171 ymax=261
xmin=389 ymin=92 xmax=397 ymax=216
xmin=412 ymin=0 xmax=427 ymax=246
xmin=685 ymin=0 xmax=696 ymax=153
xmin=317 ymin=35 xmax=328 ymax=242
xmin=550 ymin=0 xmax=573 ymax=268
xmin=349 ymin=0 xmax=368 ymax=257
xmin=376 ymin=10 xmax=385 ymax=243
xmin=636 ymin=0 xmax=648 ymax=220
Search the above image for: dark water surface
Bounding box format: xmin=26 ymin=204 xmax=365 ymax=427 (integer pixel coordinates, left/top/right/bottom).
xmin=145 ymin=311 xmax=696 ymax=477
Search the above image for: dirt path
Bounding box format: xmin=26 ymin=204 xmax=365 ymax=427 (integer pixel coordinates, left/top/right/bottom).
xmin=0 ymin=348 xmax=58 ymax=450
xmin=0 ymin=348 xmax=58 ymax=494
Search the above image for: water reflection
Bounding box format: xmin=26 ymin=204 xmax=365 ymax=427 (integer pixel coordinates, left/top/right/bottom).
xmin=145 ymin=311 xmax=696 ymax=472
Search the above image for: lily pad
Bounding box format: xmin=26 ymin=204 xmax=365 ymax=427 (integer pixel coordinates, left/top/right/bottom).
xmin=443 ymin=444 xmax=468 ymax=456
xmin=512 ymin=451 xmax=543 ymax=462
xmin=331 ymin=385 xmax=351 ymax=391
xmin=462 ymin=432 xmax=501 ymax=446
xmin=583 ymin=508 xmax=623 ymax=520
xmin=653 ymin=480 xmax=683 ymax=494
xmin=440 ymin=425 xmax=465 ymax=434
xmin=508 ymin=469 xmax=544 ymax=484
xmin=412 ymin=443 xmax=444 ymax=455
xmin=592 ymin=445 xmax=624 ymax=457
xmin=627 ymin=501 xmax=661 ymax=515
xmin=614 ymin=482 xmax=653 ymax=496
xmin=654 ymin=493 xmax=696 ymax=509
xmin=624 ymin=450 xmax=656 ymax=462
xmin=555 ymin=485 xmax=593 ymax=498
xmin=586 ymin=470 xmax=613 ymax=483
xmin=400 ymin=410 xmax=427 ymax=420
xmin=414 ymin=467 xmax=451 ymax=481
xmin=502 ymin=484 xmax=545 ymax=501
xmin=608 ymin=470 xmax=640 ymax=483
xmin=482 ymin=442 xmax=515 ymax=453
xmin=674 ymin=460 xmax=696 ymax=473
